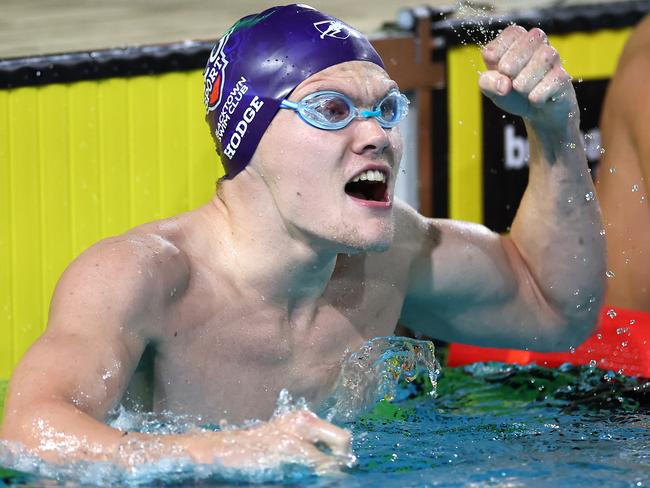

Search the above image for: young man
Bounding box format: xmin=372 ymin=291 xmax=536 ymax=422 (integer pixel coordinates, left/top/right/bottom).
xmin=1 ymin=5 xmax=605 ymax=474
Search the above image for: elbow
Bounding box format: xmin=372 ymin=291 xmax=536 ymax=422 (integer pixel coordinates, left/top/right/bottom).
xmin=0 ymin=407 xmax=39 ymax=451
xmin=534 ymin=297 xmax=603 ymax=352
xmin=551 ymin=275 xmax=606 ymax=351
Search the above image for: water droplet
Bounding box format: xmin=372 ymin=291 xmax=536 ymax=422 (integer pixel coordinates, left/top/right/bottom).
xmin=589 ymin=359 xmax=596 ymax=367
xmin=630 ymin=319 xmax=636 ymax=325
xmin=572 ymin=289 xmax=580 ymax=296
xmin=607 ymin=309 xmax=617 ymax=319
xmin=609 ymin=166 xmax=616 ymax=173
xmin=621 ymin=341 xmax=629 ymax=347
xmin=597 ymin=333 xmax=603 ymax=340
xmin=605 ymin=270 xmax=615 ymax=278
xmin=632 ymin=184 xmax=639 ymax=192
xmin=599 ymin=229 xmax=606 ymax=236
xmin=616 ymin=327 xmax=629 ymax=335
xmin=567 ymin=196 xmax=574 ymax=204
xmin=584 ymin=191 xmax=594 ymax=202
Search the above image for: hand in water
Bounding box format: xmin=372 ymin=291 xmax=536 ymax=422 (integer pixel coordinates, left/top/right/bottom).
xmin=189 ymin=411 xmax=354 ymax=474
xmin=479 ymin=26 xmax=578 ymax=130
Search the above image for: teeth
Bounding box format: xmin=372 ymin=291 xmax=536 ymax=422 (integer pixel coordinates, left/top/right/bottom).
xmin=351 ymin=170 xmax=386 ymax=183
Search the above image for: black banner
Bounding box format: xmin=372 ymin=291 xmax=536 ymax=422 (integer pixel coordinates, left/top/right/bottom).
xmin=481 ymin=79 xmax=609 ymax=232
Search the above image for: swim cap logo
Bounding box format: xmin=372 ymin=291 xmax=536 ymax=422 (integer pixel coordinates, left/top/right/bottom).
xmin=313 ymin=20 xmax=350 ymax=40
xmin=204 ymin=31 xmax=231 ymax=113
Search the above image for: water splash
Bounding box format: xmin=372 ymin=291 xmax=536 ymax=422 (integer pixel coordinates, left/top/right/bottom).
xmin=319 ymin=336 xmax=439 ymax=422
xmin=450 ymin=2 xmax=501 ymax=49
xmin=0 ymin=436 xmax=320 ymax=486
xmin=0 ymin=337 xmax=438 ymax=485
xmin=272 ymin=388 xmax=310 ymax=418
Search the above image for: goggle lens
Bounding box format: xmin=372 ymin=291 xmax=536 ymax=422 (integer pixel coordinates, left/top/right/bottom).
xmin=378 ymin=94 xmax=402 ymax=124
xmin=308 ymin=94 xmax=351 ymax=126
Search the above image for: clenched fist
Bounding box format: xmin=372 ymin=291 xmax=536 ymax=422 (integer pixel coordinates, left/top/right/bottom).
xmin=480 ymin=26 xmax=578 ymax=131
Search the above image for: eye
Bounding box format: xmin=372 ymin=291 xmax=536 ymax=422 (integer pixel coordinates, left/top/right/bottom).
xmin=315 ymin=97 xmax=349 ymax=121
xmin=378 ymin=95 xmax=398 ymax=122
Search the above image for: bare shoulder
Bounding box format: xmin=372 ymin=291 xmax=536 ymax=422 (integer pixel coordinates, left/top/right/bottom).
xmin=391 ymin=198 xmax=495 ymax=255
xmin=49 ymin=219 xmax=191 ymax=335
xmin=67 ymin=225 xmax=189 ymax=292
xmin=600 ymin=16 xmax=650 ymax=176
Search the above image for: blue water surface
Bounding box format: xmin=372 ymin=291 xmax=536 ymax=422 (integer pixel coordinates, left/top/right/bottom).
xmin=2 ymin=361 xmax=650 ymax=487
xmin=347 ymin=362 xmax=650 ymax=487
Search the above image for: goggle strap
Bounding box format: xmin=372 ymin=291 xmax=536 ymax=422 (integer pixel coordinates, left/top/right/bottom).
xmin=280 ymin=99 xmax=298 ymax=109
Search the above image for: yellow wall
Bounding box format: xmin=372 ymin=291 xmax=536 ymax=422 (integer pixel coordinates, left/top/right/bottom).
xmin=0 ymin=70 xmax=221 ymax=380
xmin=447 ymin=28 xmax=633 ymax=223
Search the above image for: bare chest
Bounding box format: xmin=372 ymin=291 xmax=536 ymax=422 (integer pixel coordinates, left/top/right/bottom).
xmin=151 ymin=270 xmax=406 ymax=422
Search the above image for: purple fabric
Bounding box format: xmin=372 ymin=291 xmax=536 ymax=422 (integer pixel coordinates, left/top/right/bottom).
xmin=203 ymin=4 xmax=385 ymax=177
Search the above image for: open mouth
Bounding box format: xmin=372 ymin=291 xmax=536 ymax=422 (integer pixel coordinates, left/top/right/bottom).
xmin=344 ymin=169 xmax=389 ymax=203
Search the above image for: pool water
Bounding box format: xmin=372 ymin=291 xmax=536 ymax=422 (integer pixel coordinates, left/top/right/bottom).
xmin=2 ymin=356 xmax=650 ymax=486
xmin=351 ymin=363 xmax=650 ymax=487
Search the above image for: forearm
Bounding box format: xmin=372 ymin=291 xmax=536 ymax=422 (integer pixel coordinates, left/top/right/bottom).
xmin=510 ymin=118 xmax=606 ymax=326
xmin=2 ymin=398 xmax=351 ymax=472
xmin=1 ymin=399 xmax=204 ymax=465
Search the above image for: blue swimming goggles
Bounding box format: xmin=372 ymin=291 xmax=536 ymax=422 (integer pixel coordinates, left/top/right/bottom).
xmin=280 ymin=89 xmax=410 ymax=130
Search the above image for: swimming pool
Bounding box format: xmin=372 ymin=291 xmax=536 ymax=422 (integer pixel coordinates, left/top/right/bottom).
xmin=2 ymin=353 xmax=649 ymax=487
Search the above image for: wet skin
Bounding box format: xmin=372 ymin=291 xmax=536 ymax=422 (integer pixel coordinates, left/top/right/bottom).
xmin=1 ymin=27 xmax=605 ymax=472
xmin=595 ymin=15 xmax=650 ymax=311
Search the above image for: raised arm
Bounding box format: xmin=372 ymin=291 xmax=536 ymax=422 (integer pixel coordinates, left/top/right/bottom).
xmin=401 ymin=26 xmax=606 ymax=351
xmin=0 ymin=234 xmax=350 ymax=471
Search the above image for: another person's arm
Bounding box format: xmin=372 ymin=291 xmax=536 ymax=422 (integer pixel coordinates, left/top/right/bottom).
xmin=401 ymin=26 xmax=606 ymax=351
xmin=595 ymin=16 xmax=650 ymax=310
xmin=0 ymin=235 xmax=350 ymax=471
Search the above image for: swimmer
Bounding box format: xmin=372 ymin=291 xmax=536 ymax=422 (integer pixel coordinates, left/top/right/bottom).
xmin=0 ymin=5 xmax=605 ymax=473
xmin=596 ymin=15 xmax=650 ymax=312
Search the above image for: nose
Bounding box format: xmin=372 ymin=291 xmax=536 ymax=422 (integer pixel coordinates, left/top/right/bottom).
xmin=350 ymin=117 xmax=391 ymax=157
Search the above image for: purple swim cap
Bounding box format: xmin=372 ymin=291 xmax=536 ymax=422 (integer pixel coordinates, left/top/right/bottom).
xmin=203 ymin=4 xmax=385 ymax=177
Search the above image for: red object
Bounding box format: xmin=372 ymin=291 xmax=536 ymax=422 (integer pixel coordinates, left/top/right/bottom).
xmin=447 ymin=307 xmax=650 ymax=377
